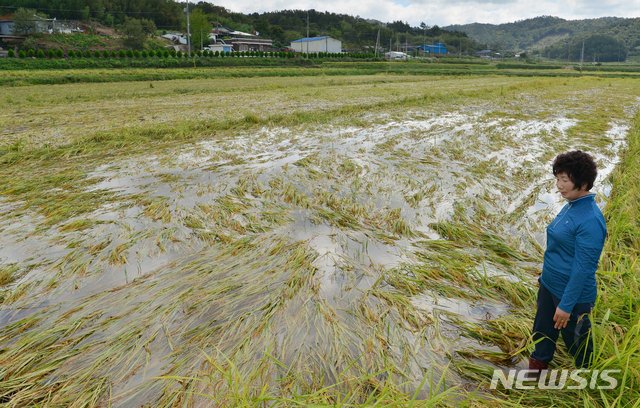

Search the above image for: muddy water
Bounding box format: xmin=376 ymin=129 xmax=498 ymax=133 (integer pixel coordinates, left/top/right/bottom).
xmin=0 ymin=102 xmax=634 ymax=404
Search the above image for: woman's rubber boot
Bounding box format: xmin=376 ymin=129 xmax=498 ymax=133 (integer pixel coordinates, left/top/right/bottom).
xmin=527 ymin=357 xmax=549 ymax=381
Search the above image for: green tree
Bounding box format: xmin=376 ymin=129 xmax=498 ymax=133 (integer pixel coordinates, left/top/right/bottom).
xmin=120 ymin=17 xmax=155 ymax=48
xmin=185 ymin=9 xmax=212 ymax=50
xmin=140 ymin=18 xmax=157 ymax=36
xmin=11 ymin=8 xmax=48 ymax=36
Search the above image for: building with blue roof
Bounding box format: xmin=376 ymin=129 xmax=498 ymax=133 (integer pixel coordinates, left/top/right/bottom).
xmin=417 ymin=43 xmax=447 ymax=54
xmin=290 ymin=36 xmax=342 ymax=53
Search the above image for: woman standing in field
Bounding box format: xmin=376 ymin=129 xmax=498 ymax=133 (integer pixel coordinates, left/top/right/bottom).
xmin=529 ymin=150 xmax=607 ymax=374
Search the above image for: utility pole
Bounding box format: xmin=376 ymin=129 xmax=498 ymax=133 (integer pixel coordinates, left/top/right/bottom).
xmin=423 ymin=26 xmax=426 ymax=58
xmin=306 ymin=11 xmax=309 ymax=58
xmin=389 ymin=35 xmax=392 ymax=68
xmin=580 ymin=39 xmax=584 ymax=73
xmin=201 ymin=28 xmax=203 ymax=50
xmin=396 ymin=32 xmax=399 ymax=53
xmin=186 ymin=0 xmax=191 ymax=56
xmin=184 ymin=0 xmax=192 ymax=55
xmin=405 ymin=31 xmax=408 ymax=54
xmin=568 ymin=43 xmax=570 ymax=64
xmin=375 ymin=25 xmax=380 ymax=58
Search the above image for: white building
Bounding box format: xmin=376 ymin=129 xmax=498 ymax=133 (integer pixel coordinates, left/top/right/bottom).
xmin=290 ymin=36 xmax=342 ymax=53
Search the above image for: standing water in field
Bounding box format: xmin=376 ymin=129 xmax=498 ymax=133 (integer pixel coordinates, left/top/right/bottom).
xmin=0 ymin=83 xmax=636 ymax=405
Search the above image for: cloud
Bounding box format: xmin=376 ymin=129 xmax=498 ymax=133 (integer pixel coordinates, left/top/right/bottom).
xmin=214 ymin=0 xmax=640 ymax=27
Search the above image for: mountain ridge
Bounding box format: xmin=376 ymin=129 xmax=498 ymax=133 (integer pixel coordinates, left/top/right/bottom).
xmin=444 ymin=15 xmax=640 ymax=57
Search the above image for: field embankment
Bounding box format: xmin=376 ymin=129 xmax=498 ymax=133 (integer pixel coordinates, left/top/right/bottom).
xmin=2 ymin=59 xmax=640 ymax=87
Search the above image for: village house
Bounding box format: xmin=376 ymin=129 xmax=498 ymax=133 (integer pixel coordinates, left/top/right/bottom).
xmin=290 ymin=36 xmax=342 ymax=54
xmin=226 ymin=38 xmax=273 ymax=53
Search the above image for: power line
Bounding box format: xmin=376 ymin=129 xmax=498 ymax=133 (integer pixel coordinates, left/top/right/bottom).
xmin=0 ymin=5 xmax=170 ymax=15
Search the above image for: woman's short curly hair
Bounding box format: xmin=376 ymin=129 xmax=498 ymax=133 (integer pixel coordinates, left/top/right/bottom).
xmin=552 ymin=150 xmax=598 ymax=191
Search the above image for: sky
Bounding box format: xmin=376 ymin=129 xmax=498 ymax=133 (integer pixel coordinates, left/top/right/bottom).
xmin=212 ymin=0 xmax=640 ymax=27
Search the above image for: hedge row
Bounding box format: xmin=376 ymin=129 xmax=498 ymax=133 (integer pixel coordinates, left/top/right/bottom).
xmin=7 ymin=48 xmax=375 ymax=60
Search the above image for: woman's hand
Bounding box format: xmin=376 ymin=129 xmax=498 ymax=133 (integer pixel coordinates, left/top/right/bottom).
xmin=553 ymin=307 xmax=571 ymax=329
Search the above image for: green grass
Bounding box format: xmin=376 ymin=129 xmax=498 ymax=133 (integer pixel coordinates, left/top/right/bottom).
xmin=2 ymin=59 xmax=640 ymax=87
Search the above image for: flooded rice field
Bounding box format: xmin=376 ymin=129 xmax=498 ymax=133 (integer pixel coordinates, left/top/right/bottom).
xmin=1 ymin=75 xmax=639 ymax=406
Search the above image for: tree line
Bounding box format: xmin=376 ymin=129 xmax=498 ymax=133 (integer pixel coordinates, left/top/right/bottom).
xmin=1 ymin=1 xmax=482 ymax=53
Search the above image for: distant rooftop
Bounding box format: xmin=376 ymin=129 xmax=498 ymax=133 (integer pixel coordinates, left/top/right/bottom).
xmin=291 ymin=36 xmax=332 ymax=43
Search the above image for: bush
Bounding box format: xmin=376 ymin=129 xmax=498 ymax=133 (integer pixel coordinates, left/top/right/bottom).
xmin=103 ymin=50 xmax=110 ymax=58
xmin=18 ymin=50 xmax=26 ymax=58
xmin=190 ymin=51 xmax=195 ymax=57
xmin=133 ymin=50 xmax=140 ymax=58
xmin=27 ymin=49 xmax=35 ymax=57
xmin=148 ymin=50 xmax=155 ymax=57
xmin=84 ymin=50 xmax=91 ymax=58
xmin=163 ymin=50 xmax=169 ymax=58
xmin=176 ymin=50 xmax=182 ymax=58
xmin=93 ymin=50 xmax=100 ymax=58
xmin=111 ymin=51 xmax=117 ymax=57
xmin=170 ymin=50 xmax=176 ymax=57
xmin=75 ymin=50 xmax=82 ymax=58
xmin=56 ymin=49 xmax=63 ymax=58
xmin=202 ymin=50 xmax=208 ymax=57
xmin=141 ymin=50 xmax=148 ymax=58
xmin=119 ymin=49 xmax=126 ymax=58
xmin=196 ymin=50 xmax=202 ymax=57
xmin=48 ymin=49 xmax=55 ymax=58
xmin=225 ymin=51 xmax=230 ymax=57
xmin=8 ymin=49 xmax=14 ymax=58
xmin=126 ymin=49 xmax=134 ymax=58
xmin=215 ymin=51 xmax=219 ymax=57
xmin=37 ymin=49 xmax=45 ymax=58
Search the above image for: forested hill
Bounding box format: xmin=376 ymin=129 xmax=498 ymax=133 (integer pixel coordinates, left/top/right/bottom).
xmin=444 ymin=15 xmax=640 ymax=57
xmin=0 ymin=1 xmax=478 ymax=52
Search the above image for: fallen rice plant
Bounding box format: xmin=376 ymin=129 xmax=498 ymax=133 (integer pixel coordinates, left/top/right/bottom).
xmin=0 ymin=74 xmax=639 ymax=406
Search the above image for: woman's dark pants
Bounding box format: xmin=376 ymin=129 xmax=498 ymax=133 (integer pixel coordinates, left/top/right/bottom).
xmin=530 ymin=282 xmax=595 ymax=368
